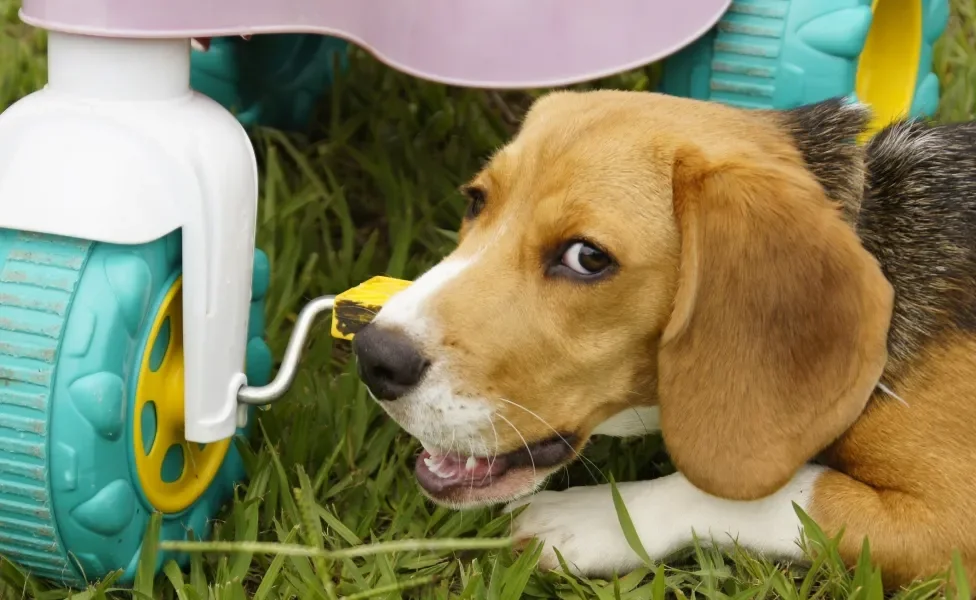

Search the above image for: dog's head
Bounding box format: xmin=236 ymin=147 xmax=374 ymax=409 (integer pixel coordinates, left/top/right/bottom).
xmin=353 ymin=91 xmax=894 ymax=508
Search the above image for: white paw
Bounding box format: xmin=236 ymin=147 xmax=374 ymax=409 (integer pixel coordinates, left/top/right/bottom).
xmin=504 ymin=485 xmax=647 ymax=578
xmin=502 ymin=468 xmax=822 ymax=579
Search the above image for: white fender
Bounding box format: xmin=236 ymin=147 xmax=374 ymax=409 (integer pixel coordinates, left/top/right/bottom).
xmin=0 ymin=40 xmax=258 ymax=443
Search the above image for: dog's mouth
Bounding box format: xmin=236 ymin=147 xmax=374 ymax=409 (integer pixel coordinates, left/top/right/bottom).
xmin=415 ymin=435 xmax=578 ymax=505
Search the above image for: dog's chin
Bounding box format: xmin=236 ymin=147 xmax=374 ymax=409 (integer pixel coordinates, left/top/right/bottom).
xmin=413 ymin=435 xmax=579 ymax=508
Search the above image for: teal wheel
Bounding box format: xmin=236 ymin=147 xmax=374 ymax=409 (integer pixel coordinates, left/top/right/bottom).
xmin=0 ymin=228 xmax=272 ymax=586
xmin=660 ymin=0 xmax=949 ymax=135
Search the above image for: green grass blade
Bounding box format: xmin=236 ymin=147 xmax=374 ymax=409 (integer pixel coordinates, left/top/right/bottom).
xmin=609 ymin=476 xmax=654 ymax=568
xmin=950 ymin=551 xmax=972 ymax=600
xmin=134 ymin=512 xmax=162 ymax=597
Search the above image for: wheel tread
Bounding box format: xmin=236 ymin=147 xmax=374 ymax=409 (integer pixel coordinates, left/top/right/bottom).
xmin=713 ymin=39 xmax=781 ymax=58
xmin=0 ymin=529 xmax=59 ymax=552
xmin=0 ymin=335 xmax=58 ymax=363
xmin=0 ymin=389 xmax=45 ymax=411
xmin=1 ymin=521 xmax=56 ymax=538
xmin=6 ymin=251 xmax=86 ymax=271
xmin=718 ymin=16 xmax=784 ymax=38
xmin=0 ymin=231 xmax=89 ymax=582
xmin=0 ymin=414 xmax=47 ymax=434
xmin=728 ymin=0 xmax=789 ymax=18
xmin=0 ymin=497 xmax=50 ymax=518
xmin=708 ymin=0 xmax=791 ymax=108
xmin=0 ymin=472 xmax=47 ymax=498
xmin=0 ymin=458 xmax=46 ymax=482
xmin=0 ymin=364 xmax=52 ymax=387
xmin=0 ymin=546 xmax=67 ymax=569
xmin=0 ymin=267 xmax=79 ymax=293
xmin=0 ymin=437 xmax=46 ymax=460
xmin=1 ymin=519 xmax=56 ymax=537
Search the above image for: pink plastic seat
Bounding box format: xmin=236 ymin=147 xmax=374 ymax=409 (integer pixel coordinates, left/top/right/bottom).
xmin=20 ymin=0 xmax=731 ymax=88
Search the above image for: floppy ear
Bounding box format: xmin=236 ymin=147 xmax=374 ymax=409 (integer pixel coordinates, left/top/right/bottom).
xmin=658 ymin=147 xmax=893 ymax=501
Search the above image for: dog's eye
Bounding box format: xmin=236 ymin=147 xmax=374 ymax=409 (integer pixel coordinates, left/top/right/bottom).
xmin=560 ymin=241 xmax=613 ymax=277
xmin=463 ymin=186 xmax=486 ymax=219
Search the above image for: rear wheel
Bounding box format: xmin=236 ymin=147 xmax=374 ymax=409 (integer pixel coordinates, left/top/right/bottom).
xmin=660 ymin=0 xmax=949 ymax=135
xmin=190 ymin=34 xmax=350 ymax=131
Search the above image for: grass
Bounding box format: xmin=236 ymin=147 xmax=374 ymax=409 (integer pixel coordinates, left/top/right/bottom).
xmin=2 ymin=0 xmax=976 ymax=598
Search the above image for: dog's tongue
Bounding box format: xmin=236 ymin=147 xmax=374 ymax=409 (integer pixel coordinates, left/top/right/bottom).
xmin=415 ymin=450 xmax=508 ymax=493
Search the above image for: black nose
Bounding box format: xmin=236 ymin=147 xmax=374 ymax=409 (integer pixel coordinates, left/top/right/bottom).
xmin=352 ymin=324 xmax=429 ymax=401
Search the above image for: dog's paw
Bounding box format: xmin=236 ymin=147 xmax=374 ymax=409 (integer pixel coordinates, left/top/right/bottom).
xmin=502 ymin=470 xmax=820 ymax=579
xmin=504 ymin=486 xmax=646 ymax=577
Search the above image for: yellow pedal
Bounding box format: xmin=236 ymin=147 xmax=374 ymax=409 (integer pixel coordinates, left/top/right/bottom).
xmin=330 ymin=276 xmax=413 ymax=340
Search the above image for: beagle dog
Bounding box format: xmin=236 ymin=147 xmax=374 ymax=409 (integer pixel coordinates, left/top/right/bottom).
xmin=351 ymin=90 xmax=976 ymax=588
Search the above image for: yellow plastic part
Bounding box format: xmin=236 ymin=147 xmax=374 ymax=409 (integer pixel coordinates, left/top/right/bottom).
xmin=855 ymin=0 xmax=922 ymax=139
xmin=133 ymin=277 xmax=231 ymax=514
xmin=330 ymin=276 xmax=413 ymax=340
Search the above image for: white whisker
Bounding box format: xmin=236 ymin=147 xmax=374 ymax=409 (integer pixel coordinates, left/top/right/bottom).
xmin=877 ymin=382 xmax=909 ymax=407
xmin=623 ymin=392 xmax=654 ymax=436
xmin=631 ymin=407 xmax=649 ymax=436
xmin=486 ymin=416 xmax=500 ymax=474
xmin=495 ymin=397 xmax=605 ymax=485
xmin=496 ymin=413 xmax=538 ymax=486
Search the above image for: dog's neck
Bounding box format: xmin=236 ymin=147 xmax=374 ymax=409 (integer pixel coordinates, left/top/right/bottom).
xmin=774 ymin=99 xmax=871 ymax=227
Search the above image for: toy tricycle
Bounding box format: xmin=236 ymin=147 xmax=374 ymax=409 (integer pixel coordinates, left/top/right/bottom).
xmin=0 ymin=0 xmax=947 ymax=587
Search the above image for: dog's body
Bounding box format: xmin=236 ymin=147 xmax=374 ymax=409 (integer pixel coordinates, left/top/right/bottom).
xmin=352 ymin=91 xmax=976 ymax=588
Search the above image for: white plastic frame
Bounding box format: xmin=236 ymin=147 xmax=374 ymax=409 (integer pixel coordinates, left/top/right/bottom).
xmin=0 ymin=33 xmax=256 ymax=442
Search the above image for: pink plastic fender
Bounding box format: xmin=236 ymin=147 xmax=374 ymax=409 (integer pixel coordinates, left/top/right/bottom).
xmin=21 ymin=0 xmax=732 ymax=89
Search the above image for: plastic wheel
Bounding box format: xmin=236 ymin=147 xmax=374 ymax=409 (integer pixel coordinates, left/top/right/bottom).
xmin=0 ymin=228 xmax=272 ymax=586
xmin=660 ymin=0 xmax=949 ymax=135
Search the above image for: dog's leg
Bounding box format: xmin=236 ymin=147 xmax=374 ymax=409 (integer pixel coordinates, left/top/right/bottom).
xmin=504 ymin=464 xmax=824 ymax=577
xmin=808 ymin=469 xmax=976 ymax=588
xmin=807 ymin=338 xmax=976 ymax=588
xmin=508 ymin=464 xmax=976 ymax=586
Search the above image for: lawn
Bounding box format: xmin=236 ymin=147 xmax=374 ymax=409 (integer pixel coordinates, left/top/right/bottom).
xmin=2 ymin=1 xmax=976 ymax=598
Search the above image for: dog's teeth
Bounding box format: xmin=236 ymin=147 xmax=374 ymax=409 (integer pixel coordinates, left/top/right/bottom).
xmin=465 ymin=456 xmax=478 ymax=470
xmin=425 ymin=458 xmax=452 ymax=478
xmin=424 ymin=457 xmax=443 ymax=476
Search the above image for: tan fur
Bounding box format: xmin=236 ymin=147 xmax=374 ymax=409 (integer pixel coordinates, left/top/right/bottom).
xmin=661 ymin=147 xmax=892 ymax=500
xmin=438 ymin=91 xmax=890 ymax=492
xmin=438 ymin=92 xmax=790 ymax=449
xmin=431 ymin=91 xmax=689 ymax=450
xmin=415 ymin=90 xmax=972 ymax=585
xmin=812 ymin=334 xmax=976 ymax=588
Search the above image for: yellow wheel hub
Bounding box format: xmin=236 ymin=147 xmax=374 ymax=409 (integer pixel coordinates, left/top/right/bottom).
xmin=855 ymin=0 xmax=922 ymax=139
xmin=133 ymin=276 xmax=230 ymax=514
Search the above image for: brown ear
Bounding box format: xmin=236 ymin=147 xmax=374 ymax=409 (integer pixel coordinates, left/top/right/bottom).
xmin=658 ymin=147 xmax=893 ymax=501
